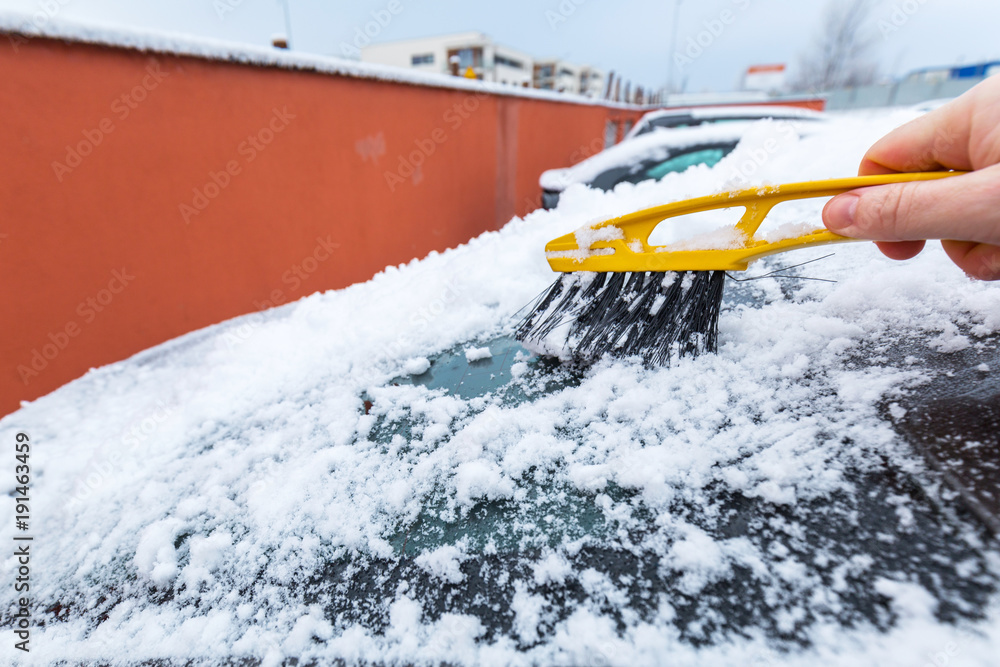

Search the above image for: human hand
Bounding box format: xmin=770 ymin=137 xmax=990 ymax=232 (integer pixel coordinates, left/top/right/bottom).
xmin=822 ymin=76 xmax=1000 ymax=280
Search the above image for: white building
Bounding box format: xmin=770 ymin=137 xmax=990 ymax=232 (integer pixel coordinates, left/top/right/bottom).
xmin=579 ymin=66 xmax=606 ymax=98
xmin=533 ymin=60 xmax=604 ymax=97
xmin=361 ymin=32 xmax=534 ymax=87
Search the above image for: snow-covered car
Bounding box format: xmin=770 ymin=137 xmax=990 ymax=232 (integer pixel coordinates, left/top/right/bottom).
xmin=3 ymin=110 xmax=1000 ymax=666
xmin=539 ymin=116 xmax=821 ymax=209
xmin=623 ymin=105 xmax=826 ymax=142
xmin=540 ymin=124 xmax=744 ymax=209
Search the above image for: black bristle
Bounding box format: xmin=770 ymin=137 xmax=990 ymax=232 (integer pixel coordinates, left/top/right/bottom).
xmin=515 ymin=271 xmax=726 ymax=366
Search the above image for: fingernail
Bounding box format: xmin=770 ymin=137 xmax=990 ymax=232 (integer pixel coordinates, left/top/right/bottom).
xmin=824 ymin=194 xmax=859 ymax=233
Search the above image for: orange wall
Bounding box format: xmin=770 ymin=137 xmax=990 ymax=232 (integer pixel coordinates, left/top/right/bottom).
xmin=1 ymin=36 xmax=644 ymax=416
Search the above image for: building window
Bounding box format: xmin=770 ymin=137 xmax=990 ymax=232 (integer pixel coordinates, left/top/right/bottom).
xmin=495 ymin=54 xmax=523 ymax=70
xmin=539 ymin=65 xmax=554 ymax=77
xmin=448 ymin=47 xmax=483 ymax=70
xmin=411 ymin=53 xmax=435 ymax=66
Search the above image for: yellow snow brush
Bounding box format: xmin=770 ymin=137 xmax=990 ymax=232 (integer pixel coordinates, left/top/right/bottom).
xmin=543 ymin=172 xmax=963 ymax=273
xmin=516 ymin=171 xmax=966 ymax=366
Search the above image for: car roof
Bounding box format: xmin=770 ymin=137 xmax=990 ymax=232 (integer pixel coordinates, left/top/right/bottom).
xmin=637 ymin=104 xmax=826 ymax=123
xmin=625 ymin=105 xmax=826 ymax=140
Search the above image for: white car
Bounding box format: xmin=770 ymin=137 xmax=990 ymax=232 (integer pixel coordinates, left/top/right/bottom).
xmin=540 ymin=123 xmax=749 ymax=209
xmin=540 ymin=108 xmax=825 ymax=209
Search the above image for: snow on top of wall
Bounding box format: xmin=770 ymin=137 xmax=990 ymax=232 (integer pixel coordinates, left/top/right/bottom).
xmin=0 ymin=10 xmax=629 ymax=107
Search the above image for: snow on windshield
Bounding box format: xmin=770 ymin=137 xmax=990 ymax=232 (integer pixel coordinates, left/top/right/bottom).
xmin=3 ymin=108 xmax=1000 ymax=666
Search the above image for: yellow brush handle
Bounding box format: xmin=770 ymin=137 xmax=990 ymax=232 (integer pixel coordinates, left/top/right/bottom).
xmin=545 ymin=172 xmax=966 ymax=273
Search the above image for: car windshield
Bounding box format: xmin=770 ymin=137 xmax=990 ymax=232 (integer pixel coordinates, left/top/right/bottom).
xmin=359 ymin=326 xmax=998 ymax=648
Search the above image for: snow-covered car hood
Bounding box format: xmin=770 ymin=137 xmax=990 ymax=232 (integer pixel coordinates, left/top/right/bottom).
xmin=3 ymin=109 xmax=1000 ymax=666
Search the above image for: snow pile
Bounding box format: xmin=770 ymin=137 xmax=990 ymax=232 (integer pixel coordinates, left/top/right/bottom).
xmin=463 ymin=347 xmax=493 ymax=363
xmin=402 ymin=357 xmax=431 ymax=376
xmin=2 ymin=108 xmax=1000 ymax=666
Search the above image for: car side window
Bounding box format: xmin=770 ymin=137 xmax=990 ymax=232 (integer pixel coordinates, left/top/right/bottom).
xmin=643 ymin=147 xmax=728 ymax=180
xmin=590 ymin=143 xmax=737 ymax=192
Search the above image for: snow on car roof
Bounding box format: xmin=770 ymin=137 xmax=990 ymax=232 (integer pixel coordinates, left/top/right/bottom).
xmin=3 ymin=108 xmax=1000 ymax=665
xmin=622 ymin=105 xmax=826 ymax=141
xmin=0 ymin=10 xmax=622 ymax=106
xmin=643 ymin=105 xmax=826 ymax=122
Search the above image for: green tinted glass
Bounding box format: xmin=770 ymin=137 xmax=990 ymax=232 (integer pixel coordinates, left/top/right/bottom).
xmin=370 ymin=336 xmax=597 ymax=554
xmin=645 ymin=147 xmax=727 ymax=180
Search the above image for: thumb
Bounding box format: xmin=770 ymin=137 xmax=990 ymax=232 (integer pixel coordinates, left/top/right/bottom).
xmin=823 ymin=168 xmax=1000 ymax=247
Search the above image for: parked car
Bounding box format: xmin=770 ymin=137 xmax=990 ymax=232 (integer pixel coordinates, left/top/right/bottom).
xmin=539 ymin=112 xmax=823 ymax=209
xmin=623 ymin=104 xmax=826 ymax=141
xmin=540 ymin=124 xmax=747 ymax=209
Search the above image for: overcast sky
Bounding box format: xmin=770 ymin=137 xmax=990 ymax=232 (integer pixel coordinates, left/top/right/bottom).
xmin=2 ymin=0 xmax=998 ymax=91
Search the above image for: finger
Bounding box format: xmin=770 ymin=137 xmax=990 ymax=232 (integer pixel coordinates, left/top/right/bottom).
xmin=874 ymin=240 xmax=926 ymax=261
xmin=823 ymin=167 xmax=1000 ymax=246
xmin=942 ymin=240 xmax=1000 ymax=281
xmin=858 ymin=92 xmax=977 ymax=175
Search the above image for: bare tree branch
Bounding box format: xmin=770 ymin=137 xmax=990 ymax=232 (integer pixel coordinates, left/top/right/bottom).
xmin=791 ymin=0 xmax=881 ymax=92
